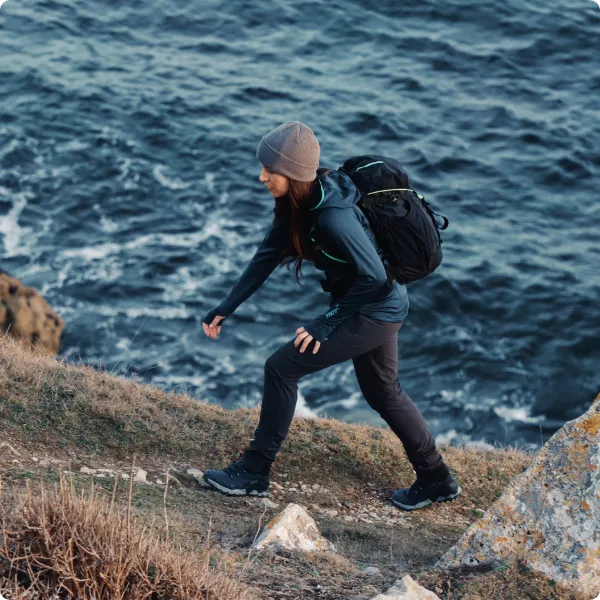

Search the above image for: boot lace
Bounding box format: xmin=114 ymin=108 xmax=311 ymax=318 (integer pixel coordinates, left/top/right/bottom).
xmin=409 ymin=478 xmax=428 ymax=497
xmin=223 ymin=461 xmax=247 ymax=478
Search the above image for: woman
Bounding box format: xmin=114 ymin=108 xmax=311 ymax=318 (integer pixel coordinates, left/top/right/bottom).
xmin=201 ymin=121 xmax=461 ymax=511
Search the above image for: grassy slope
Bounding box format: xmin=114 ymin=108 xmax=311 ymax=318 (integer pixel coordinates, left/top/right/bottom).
xmin=0 ymin=336 xmax=587 ymax=600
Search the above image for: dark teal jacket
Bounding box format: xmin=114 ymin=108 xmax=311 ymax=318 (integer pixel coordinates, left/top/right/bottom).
xmin=204 ymin=168 xmax=409 ymax=342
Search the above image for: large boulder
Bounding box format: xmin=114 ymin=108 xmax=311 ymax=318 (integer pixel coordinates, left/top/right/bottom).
xmin=435 ymin=392 xmax=600 ymax=598
xmin=251 ymin=503 xmax=335 ymax=553
xmin=0 ymin=271 xmax=64 ymax=357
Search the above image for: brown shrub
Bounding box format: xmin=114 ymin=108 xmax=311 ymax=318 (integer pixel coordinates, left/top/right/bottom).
xmin=0 ymin=473 xmax=257 ymax=600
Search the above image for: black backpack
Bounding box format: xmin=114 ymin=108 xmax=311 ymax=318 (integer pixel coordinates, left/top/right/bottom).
xmin=338 ymin=155 xmax=449 ymax=285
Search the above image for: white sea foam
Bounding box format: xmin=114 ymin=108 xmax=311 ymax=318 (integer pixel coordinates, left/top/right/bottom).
xmin=0 ymin=193 xmax=33 ymax=257
xmin=60 ymin=243 xmax=121 ymax=261
xmin=55 ymin=139 xmax=89 ymax=153
xmin=0 ymin=138 xmax=19 ymax=160
xmin=100 ymin=216 xmax=119 ymax=233
xmin=123 ymin=306 xmax=190 ymax=320
xmin=493 ymin=405 xmax=544 ymax=424
xmin=153 ymin=164 xmax=190 ymax=190
xmin=295 ymin=389 xmax=319 ymax=419
xmin=317 ymin=390 xmax=361 ymax=413
xmin=90 ymin=304 xmax=190 ymax=320
xmin=203 ymin=172 xmax=216 ymax=193
xmin=435 ymin=428 xmax=498 ymax=451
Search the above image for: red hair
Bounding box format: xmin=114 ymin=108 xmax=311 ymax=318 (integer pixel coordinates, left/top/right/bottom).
xmin=273 ymin=170 xmax=332 ymax=284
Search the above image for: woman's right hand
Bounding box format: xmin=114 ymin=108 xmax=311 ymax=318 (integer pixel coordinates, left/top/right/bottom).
xmin=202 ymin=312 xmax=226 ymax=339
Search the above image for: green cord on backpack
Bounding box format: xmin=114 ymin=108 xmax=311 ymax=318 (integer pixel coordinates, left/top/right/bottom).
xmin=338 ymin=155 xmax=449 ymax=285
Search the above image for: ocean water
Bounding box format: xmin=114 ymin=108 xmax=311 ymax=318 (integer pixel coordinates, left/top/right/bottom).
xmin=1 ymin=0 xmax=599 ymax=453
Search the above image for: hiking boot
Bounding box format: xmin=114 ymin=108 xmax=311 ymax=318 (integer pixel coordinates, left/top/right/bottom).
xmin=392 ymin=471 xmax=461 ymax=511
xmin=203 ymin=460 xmax=270 ymax=497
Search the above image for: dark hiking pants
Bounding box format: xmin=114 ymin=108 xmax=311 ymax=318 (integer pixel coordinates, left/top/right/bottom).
xmin=241 ymin=312 xmax=445 ymax=477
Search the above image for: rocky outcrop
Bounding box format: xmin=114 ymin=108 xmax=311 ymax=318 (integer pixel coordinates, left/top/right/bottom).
xmin=0 ymin=270 xmax=64 ymax=357
xmin=252 ymin=503 xmax=335 ymax=553
xmin=435 ymin=392 xmax=600 ymax=598
xmin=370 ymin=575 xmax=440 ymax=600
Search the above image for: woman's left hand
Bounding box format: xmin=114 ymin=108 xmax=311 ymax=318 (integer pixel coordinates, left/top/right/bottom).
xmin=295 ymin=327 xmax=321 ymax=354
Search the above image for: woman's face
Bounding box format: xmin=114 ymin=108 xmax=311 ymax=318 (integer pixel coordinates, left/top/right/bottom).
xmin=259 ymin=165 xmax=290 ymax=198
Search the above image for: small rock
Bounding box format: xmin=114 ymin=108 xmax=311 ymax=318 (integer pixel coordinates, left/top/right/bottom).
xmin=288 ymin=487 xmax=298 ymax=493
xmin=261 ymin=498 xmax=280 ymax=509
xmin=324 ymin=509 xmax=338 ymax=518
xmin=343 ymin=500 xmax=352 ymax=509
xmin=252 ymin=503 xmax=335 ymax=553
xmin=134 ymin=468 xmax=148 ymax=484
xmin=156 ymin=478 xmax=165 ymax=485
xmin=121 ymin=473 xmax=130 ymax=480
xmin=370 ymin=575 xmax=440 ymax=599
xmin=186 ymin=468 xmax=204 ymax=484
xmin=301 ymin=484 xmax=309 ymax=491
xmin=271 ymin=482 xmax=283 ymax=490
xmin=309 ymin=504 xmax=320 ymax=512
xmin=362 ymin=567 xmax=381 ymax=576
xmin=0 ymin=443 xmax=21 ymax=457
xmin=80 ymin=467 xmax=97 ymax=475
xmin=343 ymin=515 xmax=355 ymax=522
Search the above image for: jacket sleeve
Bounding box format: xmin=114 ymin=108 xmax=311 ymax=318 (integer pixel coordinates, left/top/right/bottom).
xmin=302 ymin=208 xmax=389 ymax=342
xmin=204 ymin=213 xmax=289 ymax=321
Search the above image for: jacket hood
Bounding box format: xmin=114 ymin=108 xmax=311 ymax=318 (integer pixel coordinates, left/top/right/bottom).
xmin=309 ymin=167 xmax=361 ymax=211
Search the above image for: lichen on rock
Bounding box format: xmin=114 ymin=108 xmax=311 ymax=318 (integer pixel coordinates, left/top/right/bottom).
xmin=435 ymin=391 xmax=600 ymax=597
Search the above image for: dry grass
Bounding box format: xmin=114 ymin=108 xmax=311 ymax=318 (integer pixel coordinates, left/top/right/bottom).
xmin=413 ymin=560 xmax=587 ymax=600
xmin=0 ymin=333 xmax=584 ymax=599
xmin=0 ymin=472 xmax=256 ymax=599
xmin=0 ymin=335 xmax=534 ymax=498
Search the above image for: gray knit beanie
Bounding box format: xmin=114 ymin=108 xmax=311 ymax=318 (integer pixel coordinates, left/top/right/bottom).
xmin=256 ymin=121 xmax=320 ymax=182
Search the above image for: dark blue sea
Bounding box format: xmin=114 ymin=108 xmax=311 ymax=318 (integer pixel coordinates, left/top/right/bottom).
xmin=1 ymin=0 xmax=599 ymax=453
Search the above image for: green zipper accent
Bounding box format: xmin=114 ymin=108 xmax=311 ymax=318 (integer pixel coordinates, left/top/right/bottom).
xmin=310 ymin=238 xmax=348 ymax=263
xmin=320 ymin=249 xmax=348 ymax=263
xmin=310 ymin=180 xmax=326 ymax=211
xmin=354 ymin=161 xmax=384 ymax=171
xmin=366 ymin=188 xmax=414 ymax=195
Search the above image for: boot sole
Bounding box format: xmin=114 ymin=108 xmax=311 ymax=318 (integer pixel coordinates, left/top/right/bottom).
xmin=204 ymin=477 xmax=270 ymax=497
xmin=392 ymin=486 xmax=462 ymax=511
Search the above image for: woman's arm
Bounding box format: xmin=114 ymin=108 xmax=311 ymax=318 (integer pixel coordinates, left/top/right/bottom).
xmin=302 ymin=207 xmax=389 ymax=342
xmin=207 ymin=213 xmax=289 ymax=320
